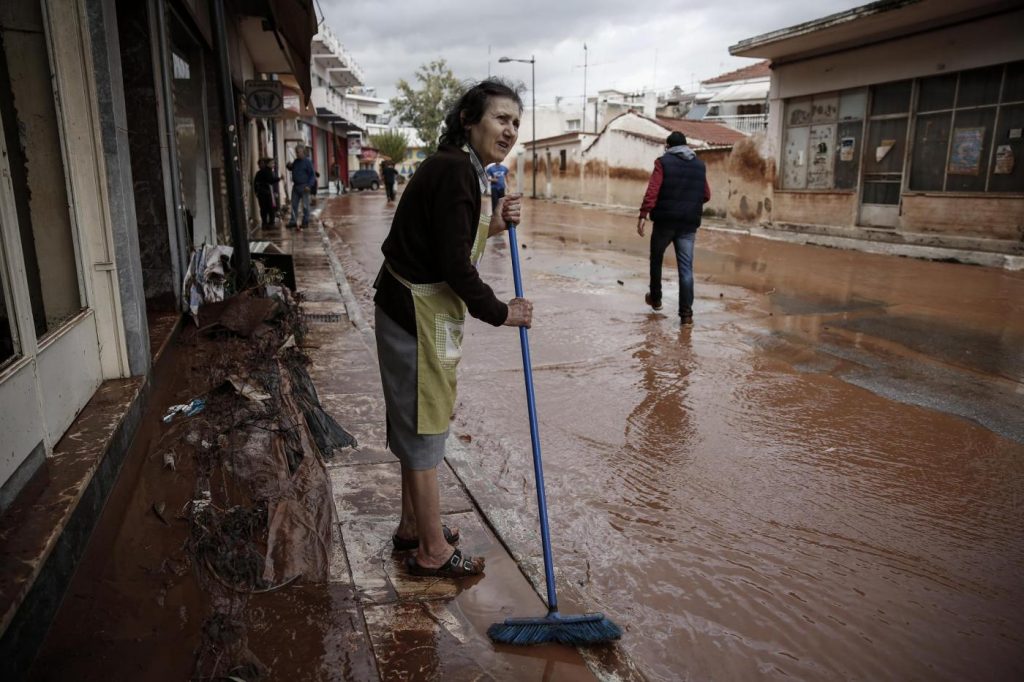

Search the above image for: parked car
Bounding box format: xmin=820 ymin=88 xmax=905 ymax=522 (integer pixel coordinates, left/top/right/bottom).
xmin=350 ymin=169 xmax=380 ymax=191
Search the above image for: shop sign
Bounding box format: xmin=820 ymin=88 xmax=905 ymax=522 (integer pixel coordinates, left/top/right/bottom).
xmin=244 ymin=80 xmax=283 ymax=118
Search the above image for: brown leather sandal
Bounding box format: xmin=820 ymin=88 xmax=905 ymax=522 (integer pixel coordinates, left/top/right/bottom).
xmin=404 ymin=548 xmax=484 ymax=578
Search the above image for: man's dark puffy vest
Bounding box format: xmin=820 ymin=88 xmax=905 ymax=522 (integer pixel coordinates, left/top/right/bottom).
xmin=650 ymin=151 xmax=706 ymax=228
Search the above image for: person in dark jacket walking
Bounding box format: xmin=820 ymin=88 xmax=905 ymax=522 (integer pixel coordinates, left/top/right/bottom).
xmin=637 ymin=131 xmax=711 ymax=325
xmin=286 ymin=144 xmax=316 ymax=229
xmin=381 ymin=160 xmax=399 ymax=202
xmin=253 ymin=158 xmax=280 ymax=227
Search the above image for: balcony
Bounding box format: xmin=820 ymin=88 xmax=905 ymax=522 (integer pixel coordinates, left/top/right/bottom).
xmin=311 ymin=29 xmax=365 ymax=87
xmin=703 ymin=113 xmax=768 ymax=135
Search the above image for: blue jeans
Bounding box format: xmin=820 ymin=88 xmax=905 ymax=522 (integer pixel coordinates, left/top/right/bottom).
xmin=649 ymin=225 xmax=696 ymax=315
xmin=290 ymin=187 xmax=310 ymax=225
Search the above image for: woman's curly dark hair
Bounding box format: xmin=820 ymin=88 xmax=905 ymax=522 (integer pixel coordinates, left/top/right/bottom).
xmin=438 ymin=79 xmax=523 ymax=149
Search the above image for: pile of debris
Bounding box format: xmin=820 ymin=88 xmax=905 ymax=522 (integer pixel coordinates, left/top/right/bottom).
xmin=154 ymin=273 xmax=354 ymax=679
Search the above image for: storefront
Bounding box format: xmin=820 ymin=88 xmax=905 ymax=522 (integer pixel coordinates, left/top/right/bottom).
xmin=732 ymin=0 xmax=1024 ymax=251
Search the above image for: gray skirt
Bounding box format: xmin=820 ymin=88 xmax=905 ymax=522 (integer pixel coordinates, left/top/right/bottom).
xmin=374 ymin=305 xmax=448 ymax=470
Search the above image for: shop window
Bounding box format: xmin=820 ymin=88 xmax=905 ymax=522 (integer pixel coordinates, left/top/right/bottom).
xmin=1003 ymin=61 xmax=1024 ymax=103
xmin=870 ymin=80 xmax=912 ymax=116
xmin=989 ymin=103 xmax=1024 ymax=193
xmin=946 ymin=108 xmax=996 ymax=192
xmin=908 ymin=61 xmax=1024 ymax=193
xmin=783 ymin=90 xmax=864 ymax=190
xmin=0 ymin=2 xmax=83 ymax=339
xmin=957 ymin=65 xmax=1002 ymax=108
xmin=918 ymin=74 xmax=956 ymax=113
xmin=834 ymin=120 xmax=862 ymax=189
xmin=909 ymin=113 xmax=952 ymax=191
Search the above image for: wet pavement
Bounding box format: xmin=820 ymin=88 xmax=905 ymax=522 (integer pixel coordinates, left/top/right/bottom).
xmin=324 ymin=189 xmax=1024 ymax=681
xmin=28 ymin=203 xmax=606 ymax=681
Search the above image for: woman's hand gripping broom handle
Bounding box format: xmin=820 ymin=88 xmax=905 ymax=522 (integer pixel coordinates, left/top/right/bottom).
xmin=507 ymin=222 xmax=559 ymax=613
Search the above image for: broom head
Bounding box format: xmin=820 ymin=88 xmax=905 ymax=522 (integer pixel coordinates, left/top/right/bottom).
xmin=487 ymin=610 xmax=622 ymax=646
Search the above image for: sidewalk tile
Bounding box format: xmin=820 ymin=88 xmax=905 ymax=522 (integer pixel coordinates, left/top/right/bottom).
xmin=329 ymin=462 xmax=472 ymax=519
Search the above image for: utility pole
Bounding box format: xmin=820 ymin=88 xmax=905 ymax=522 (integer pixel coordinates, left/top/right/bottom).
xmin=582 ymin=43 xmax=587 ymax=133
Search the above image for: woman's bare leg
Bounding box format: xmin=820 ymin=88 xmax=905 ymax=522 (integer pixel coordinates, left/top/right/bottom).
xmin=406 ymin=467 xmax=454 ymax=568
xmin=396 ymin=465 xmax=417 ymax=539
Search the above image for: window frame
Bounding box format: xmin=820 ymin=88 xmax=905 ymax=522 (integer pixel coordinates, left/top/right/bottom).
xmin=905 ymin=63 xmax=1024 ymax=195
xmin=779 ymin=62 xmax=1024 ymax=197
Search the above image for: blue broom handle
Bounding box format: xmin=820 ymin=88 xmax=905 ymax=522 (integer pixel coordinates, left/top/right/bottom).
xmin=507 ymin=224 xmax=559 ymax=612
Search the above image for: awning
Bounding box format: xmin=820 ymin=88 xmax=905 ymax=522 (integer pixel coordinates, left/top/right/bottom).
xmin=266 ymin=0 xmax=318 ymax=103
xmin=707 ymin=81 xmax=770 ymax=103
xmin=685 ymin=103 xmax=710 ymax=120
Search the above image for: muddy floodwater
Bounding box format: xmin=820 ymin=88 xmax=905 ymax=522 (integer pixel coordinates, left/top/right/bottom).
xmin=328 ymin=194 xmax=1024 ymax=681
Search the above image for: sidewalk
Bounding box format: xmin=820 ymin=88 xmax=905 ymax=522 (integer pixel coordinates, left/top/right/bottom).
xmin=252 ymin=212 xmax=611 ymax=680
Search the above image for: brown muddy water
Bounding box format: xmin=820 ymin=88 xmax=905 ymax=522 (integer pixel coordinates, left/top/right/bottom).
xmin=327 ymin=193 xmax=1024 ymax=681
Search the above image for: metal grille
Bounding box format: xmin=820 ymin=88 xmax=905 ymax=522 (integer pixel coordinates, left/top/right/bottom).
xmin=303 ymin=312 xmax=343 ymax=323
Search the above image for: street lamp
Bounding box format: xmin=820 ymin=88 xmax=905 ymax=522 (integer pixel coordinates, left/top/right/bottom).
xmin=498 ymin=55 xmax=536 ymax=199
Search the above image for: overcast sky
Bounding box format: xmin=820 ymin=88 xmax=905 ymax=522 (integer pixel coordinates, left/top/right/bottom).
xmin=319 ymin=0 xmax=865 ymax=108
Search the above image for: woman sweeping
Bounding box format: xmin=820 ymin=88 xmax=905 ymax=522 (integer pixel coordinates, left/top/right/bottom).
xmin=373 ymin=80 xmax=532 ymax=578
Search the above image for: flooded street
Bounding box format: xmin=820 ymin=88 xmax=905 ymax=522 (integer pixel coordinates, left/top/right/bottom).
xmin=326 ymin=191 xmax=1024 ymax=681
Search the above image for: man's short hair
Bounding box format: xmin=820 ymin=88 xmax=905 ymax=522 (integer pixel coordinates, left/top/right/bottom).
xmin=666 ymin=131 xmax=687 ymax=147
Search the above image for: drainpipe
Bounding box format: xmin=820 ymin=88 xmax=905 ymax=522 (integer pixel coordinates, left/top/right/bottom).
xmin=209 ymin=0 xmax=250 ymax=281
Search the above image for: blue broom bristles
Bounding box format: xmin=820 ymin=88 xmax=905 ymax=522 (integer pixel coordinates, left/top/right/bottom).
xmin=487 ymin=612 xmax=622 ymax=646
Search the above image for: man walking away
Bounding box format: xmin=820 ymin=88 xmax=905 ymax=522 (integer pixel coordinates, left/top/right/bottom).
xmin=637 ymin=131 xmax=710 ymax=325
xmin=486 ymin=162 xmax=509 ymax=212
xmin=287 ymin=144 xmax=316 ymax=230
xmin=381 ymin=161 xmax=399 ymax=202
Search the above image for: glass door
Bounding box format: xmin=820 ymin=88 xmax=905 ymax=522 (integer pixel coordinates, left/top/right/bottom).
xmin=859 ymin=81 xmax=912 ymax=228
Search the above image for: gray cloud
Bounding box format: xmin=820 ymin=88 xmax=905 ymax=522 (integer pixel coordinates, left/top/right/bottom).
xmin=320 ymin=0 xmax=864 ymax=105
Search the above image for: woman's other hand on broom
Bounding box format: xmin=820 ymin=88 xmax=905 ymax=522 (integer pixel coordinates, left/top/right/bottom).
xmin=490 ymin=193 xmax=522 ymax=236
xmin=503 ymin=297 xmax=533 ymax=328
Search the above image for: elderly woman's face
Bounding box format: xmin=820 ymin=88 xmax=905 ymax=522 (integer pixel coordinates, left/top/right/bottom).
xmin=466 ymin=96 xmax=521 ymax=165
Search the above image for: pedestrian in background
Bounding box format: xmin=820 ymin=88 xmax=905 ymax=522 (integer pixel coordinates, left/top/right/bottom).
xmin=637 ymin=131 xmax=710 ymax=325
xmin=486 ymin=161 xmax=508 ymax=212
xmin=373 ymin=80 xmax=529 ymax=578
xmin=253 ymin=158 xmax=280 ymax=227
xmin=381 ymin=160 xmax=399 ymax=202
xmin=286 ymin=144 xmax=316 ymax=229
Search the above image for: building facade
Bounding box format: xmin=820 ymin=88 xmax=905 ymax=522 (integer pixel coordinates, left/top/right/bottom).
xmin=0 ymin=0 xmax=315 ymax=514
xmin=731 ymin=0 xmax=1024 ymax=259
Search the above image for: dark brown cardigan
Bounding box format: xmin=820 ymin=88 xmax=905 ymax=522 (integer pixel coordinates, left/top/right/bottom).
xmin=373 ymin=144 xmax=508 ymax=336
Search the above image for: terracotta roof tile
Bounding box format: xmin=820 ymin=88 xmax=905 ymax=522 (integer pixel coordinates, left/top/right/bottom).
xmin=653 ymin=117 xmax=748 ymax=147
xmin=702 ymin=60 xmax=771 ymax=85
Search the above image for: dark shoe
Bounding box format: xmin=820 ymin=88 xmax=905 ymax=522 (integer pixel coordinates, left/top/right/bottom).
xmin=392 ymin=524 xmax=460 ymax=552
xmin=405 ymin=548 xmax=484 ymax=578
xmin=645 ymin=293 xmax=663 ymax=311
xmin=680 ymin=311 xmax=693 ymax=325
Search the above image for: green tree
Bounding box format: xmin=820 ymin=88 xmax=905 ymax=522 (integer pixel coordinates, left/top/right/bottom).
xmin=369 ymin=129 xmax=409 ymax=165
xmin=390 ymin=59 xmax=463 ymax=155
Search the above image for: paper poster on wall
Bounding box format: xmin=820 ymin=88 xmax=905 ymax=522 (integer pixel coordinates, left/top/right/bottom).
xmin=876 ymin=139 xmax=895 ymax=163
xmin=947 ymin=127 xmax=985 ymax=175
xmin=840 ymin=137 xmax=856 ymax=162
xmin=994 ymin=144 xmax=1015 ymax=174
